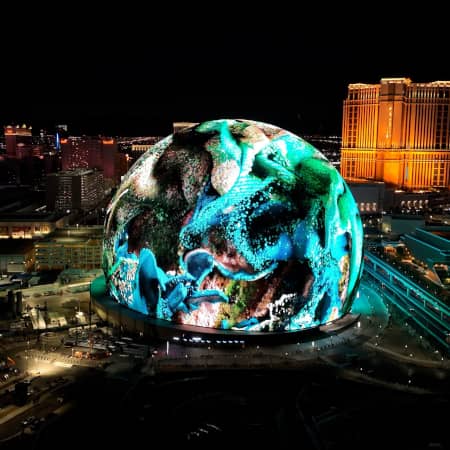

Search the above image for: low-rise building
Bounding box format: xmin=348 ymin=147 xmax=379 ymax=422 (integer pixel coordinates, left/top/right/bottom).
xmin=0 ymin=239 xmax=34 ymax=274
xmin=347 ymin=181 xmax=385 ymax=214
xmin=34 ymin=226 xmax=103 ymax=271
xmin=0 ymin=212 xmax=67 ymax=239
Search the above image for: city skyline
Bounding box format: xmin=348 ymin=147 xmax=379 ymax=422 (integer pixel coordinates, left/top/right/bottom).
xmin=2 ymin=10 xmax=449 ymax=137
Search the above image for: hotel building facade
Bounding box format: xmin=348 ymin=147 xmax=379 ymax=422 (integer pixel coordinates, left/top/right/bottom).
xmin=340 ymin=78 xmax=450 ymax=190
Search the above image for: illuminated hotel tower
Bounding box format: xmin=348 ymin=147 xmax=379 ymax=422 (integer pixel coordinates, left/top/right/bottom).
xmin=340 ymin=78 xmax=450 ymax=190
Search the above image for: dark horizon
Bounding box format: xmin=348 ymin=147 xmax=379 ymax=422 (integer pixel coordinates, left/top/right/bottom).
xmin=2 ymin=9 xmax=449 ymax=137
xmin=1 ymin=96 xmax=347 ymax=137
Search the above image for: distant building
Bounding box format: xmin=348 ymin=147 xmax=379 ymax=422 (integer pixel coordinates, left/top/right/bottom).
xmin=34 ymin=226 xmax=103 ymax=270
xmin=61 ymin=136 xmax=120 ymax=185
xmin=61 ymin=137 xmax=88 ymax=170
xmin=341 ymin=78 xmax=450 ymax=190
xmin=0 ymin=155 xmax=47 ymax=186
xmin=0 ymin=239 xmax=34 ymax=274
xmin=4 ymin=124 xmax=32 ymax=159
xmin=43 ymin=153 xmax=61 ymax=175
xmin=57 ymin=124 xmax=68 ymax=133
xmin=387 ymin=190 xmax=431 ymax=214
xmin=0 ymin=126 xmax=51 ymax=185
xmin=173 ymin=122 xmax=197 ymax=133
xmin=55 ymin=124 xmax=68 ymax=146
xmin=347 ymin=181 xmax=385 ymax=214
xmin=116 ymin=153 xmax=129 ymax=180
xmin=46 ymin=169 xmax=104 ymax=212
xmin=0 ymin=212 xmax=67 ymax=239
xmin=101 ymin=138 xmax=118 ymax=184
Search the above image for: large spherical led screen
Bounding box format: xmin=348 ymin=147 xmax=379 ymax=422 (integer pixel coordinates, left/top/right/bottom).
xmin=103 ymin=120 xmax=363 ymax=332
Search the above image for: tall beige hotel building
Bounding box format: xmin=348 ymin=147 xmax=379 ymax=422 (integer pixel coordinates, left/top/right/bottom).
xmin=340 ymin=78 xmax=450 ymax=190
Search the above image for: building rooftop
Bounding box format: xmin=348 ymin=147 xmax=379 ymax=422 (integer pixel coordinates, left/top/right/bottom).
xmin=389 ymin=214 xmax=426 ymax=220
xmin=36 ymin=226 xmax=104 ymax=245
xmin=347 ymin=180 xmax=385 ymax=186
xmin=0 ymin=239 xmax=34 ymax=254
xmin=48 ymin=169 xmax=100 ymax=177
xmin=0 ymin=212 xmax=66 ymax=222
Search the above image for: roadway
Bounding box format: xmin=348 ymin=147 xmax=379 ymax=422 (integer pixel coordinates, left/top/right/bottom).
xmin=2 ymin=276 xmax=450 ymax=446
xmin=364 ymin=255 xmax=450 ymax=350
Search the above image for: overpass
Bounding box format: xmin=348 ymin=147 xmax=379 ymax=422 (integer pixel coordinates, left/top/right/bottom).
xmin=364 ymin=251 xmax=450 ymax=352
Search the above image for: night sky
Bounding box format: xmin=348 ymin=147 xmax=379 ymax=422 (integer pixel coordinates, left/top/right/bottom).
xmin=2 ymin=8 xmax=449 ymax=137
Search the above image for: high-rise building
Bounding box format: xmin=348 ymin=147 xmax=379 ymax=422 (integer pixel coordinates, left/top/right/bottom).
xmin=60 ymin=136 xmax=120 ymax=186
xmin=55 ymin=125 xmax=68 ymax=152
xmin=131 ymin=143 xmax=153 ymax=154
xmin=4 ymin=124 xmax=32 ymax=158
xmin=61 ymin=137 xmax=90 ymax=170
xmin=46 ymin=169 xmax=104 ymax=212
xmin=101 ymin=138 xmax=116 ymax=181
xmin=340 ymin=78 xmax=450 ymax=190
xmin=129 ymin=137 xmax=163 ymax=163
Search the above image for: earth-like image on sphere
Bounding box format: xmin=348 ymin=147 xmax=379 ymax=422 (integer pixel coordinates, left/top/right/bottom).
xmin=103 ymin=119 xmax=363 ymax=332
